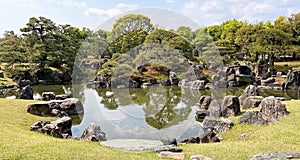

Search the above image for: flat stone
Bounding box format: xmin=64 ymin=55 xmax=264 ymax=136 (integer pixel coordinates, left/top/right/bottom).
xmin=158 ymin=151 xmax=185 ymax=160
xmin=250 ymin=152 xmax=300 ymax=160
xmin=100 ymin=139 xmax=164 ymax=151
xmin=190 ymin=154 xmax=213 ymax=160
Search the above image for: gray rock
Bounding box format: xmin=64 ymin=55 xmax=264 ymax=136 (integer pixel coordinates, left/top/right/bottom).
xmin=200 ymin=129 xmax=222 ymax=143
xmin=81 ymin=123 xmax=107 ymax=141
xmin=197 ymin=96 xmax=212 ymax=110
xmin=250 ymin=152 xmax=300 ymax=160
xmin=19 ymin=85 xmax=34 ymax=100
xmin=191 ymin=80 xmax=206 ymax=90
xmin=239 ymin=85 xmax=258 ymax=106
xmin=238 ymin=133 xmax=248 ymax=141
xmin=238 ymin=111 xmax=277 ymax=125
xmin=153 ymin=145 xmax=183 ymax=153
xmin=221 ymin=95 xmax=240 ymax=117
xmin=42 ymin=92 xmax=56 ymax=101
xmin=161 ymin=138 xmax=177 ymax=146
xmin=259 ymin=96 xmax=287 ymax=120
xmin=202 ymin=116 xmax=219 ymax=130
xmin=55 ymin=94 xmax=69 ymax=100
xmin=30 ymin=116 xmax=72 ymax=138
xmin=27 ymin=101 xmax=54 ymax=116
xmin=59 ymin=98 xmax=84 ymax=115
xmin=27 ymin=98 xmax=84 ymax=117
xmin=242 ymin=96 xmax=263 ymax=109
xmin=190 ymin=155 xmax=213 ymax=160
xmin=285 ymin=70 xmax=300 ymax=90
xmin=158 ymin=151 xmax=185 ymax=160
xmin=208 ymin=99 xmax=221 ymax=118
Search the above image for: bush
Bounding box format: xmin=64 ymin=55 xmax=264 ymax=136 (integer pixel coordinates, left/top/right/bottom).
xmin=269 ymin=65 xmax=291 ymax=75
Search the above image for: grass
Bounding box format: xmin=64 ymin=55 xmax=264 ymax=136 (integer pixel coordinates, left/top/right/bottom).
xmin=0 ymin=99 xmax=300 ymax=160
xmin=181 ymin=100 xmax=300 ymax=159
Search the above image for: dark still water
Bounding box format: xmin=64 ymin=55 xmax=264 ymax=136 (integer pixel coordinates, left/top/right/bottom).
xmin=6 ymin=84 xmax=300 ymax=141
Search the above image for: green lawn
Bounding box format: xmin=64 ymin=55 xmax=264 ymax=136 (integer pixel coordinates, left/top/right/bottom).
xmin=0 ymin=99 xmax=300 ymax=160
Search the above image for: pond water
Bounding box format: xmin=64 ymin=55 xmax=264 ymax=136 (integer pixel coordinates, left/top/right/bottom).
xmin=6 ymin=84 xmax=300 ymax=141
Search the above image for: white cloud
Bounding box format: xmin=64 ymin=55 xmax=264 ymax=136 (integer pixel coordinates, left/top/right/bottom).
xmin=166 ymin=0 xmax=176 ymax=3
xmin=85 ymin=3 xmax=138 ymax=18
xmin=43 ymin=0 xmax=87 ymax=8
xmin=180 ymin=0 xmax=299 ymax=26
xmin=184 ymin=1 xmax=199 ymax=9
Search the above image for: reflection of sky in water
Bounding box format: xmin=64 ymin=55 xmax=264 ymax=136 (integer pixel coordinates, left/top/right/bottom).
xmin=72 ymin=88 xmax=203 ymax=141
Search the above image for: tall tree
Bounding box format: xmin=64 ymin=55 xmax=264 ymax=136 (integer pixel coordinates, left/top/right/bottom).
xmin=0 ymin=31 xmax=27 ymax=68
xmin=110 ymin=14 xmax=154 ymax=41
xmin=20 ymin=17 xmax=57 ymax=69
xmin=144 ymin=29 xmax=195 ymax=60
xmin=176 ymin=26 xmax=195 ymax=41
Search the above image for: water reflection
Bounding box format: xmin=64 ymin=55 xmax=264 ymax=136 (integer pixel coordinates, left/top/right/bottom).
xmin=73 ymin=86 xmax=205 ymax=141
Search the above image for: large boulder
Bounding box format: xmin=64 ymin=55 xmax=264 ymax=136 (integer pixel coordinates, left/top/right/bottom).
xmin=27 ymin=101 xmax=56 ymax=116
xmin=285 ymin=70 xmax=300 ymax=90
xmin=59 ymin=98 xmax=84 ymax=115
xmin=259 ymin=96 xmax=287 ymax=120
xmin=81 ymin=124 xmax=107 ymax=141
xmin=30 ymin=116 xmax=72 ymax=138
xmin=197 ymin=96 xmax=212 ymax=110
xmin=19 ymin=85 xmax=34 ymax=100
xmin=238 ymin=96 xmax=288 ymax=125
xmin=241 ymin=96 xmax=263 ymax=109
xmin=195 ymin=96 xmax=212 ymax=119
xmin=239 ymin=85 xmax=258 ymax=106
xmin=27 ymin=98 xmax=84 ymax=117
xmin=202 ymin=117 xmax=234 ymax=134
xmin=208 ymin=99 xmax=221 ymax=118
xmin=221 ymin=95 xmax=240 ymax=117
xmin=183 ymin=65 xmax=207 ymax=82
xmin=237 ymin=111 xmax=275 ymax=125
xmin=183 ymin=117 xmax=233 ymax=144
xmin=190 ymin=80 xmax=206 ymax=90
xmin=199 ymin=129 xmax=222 ymax=143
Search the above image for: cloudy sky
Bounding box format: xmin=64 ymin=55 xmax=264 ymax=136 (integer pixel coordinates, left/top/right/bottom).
xmin=0 ymin=0 xmax=299 ymax=35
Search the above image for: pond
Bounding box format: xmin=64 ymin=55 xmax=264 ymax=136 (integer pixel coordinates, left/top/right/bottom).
xmin=7 ymin=84 xmax=300 ymax=141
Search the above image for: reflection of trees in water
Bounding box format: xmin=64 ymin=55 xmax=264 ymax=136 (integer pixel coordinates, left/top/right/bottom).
xmin=98 ymin=86 xmax=203 ymax=129
xmin=97 ymin=86 xmax=257 ymax=129
xmin=259 ymin=89 xmax=298 ymax=99
xmin=96 ymin=88 xmax=118 ymax=110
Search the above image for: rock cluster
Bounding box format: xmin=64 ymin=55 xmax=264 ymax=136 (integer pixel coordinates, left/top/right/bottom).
xmin=238 ymin=96 xmax=288 ymax=125
xmin=27 ymin=98 xmax=83 ymax=117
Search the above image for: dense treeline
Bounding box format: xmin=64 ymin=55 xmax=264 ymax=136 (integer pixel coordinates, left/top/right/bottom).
xmin=0 ymin=13 xmax=300 ymax=74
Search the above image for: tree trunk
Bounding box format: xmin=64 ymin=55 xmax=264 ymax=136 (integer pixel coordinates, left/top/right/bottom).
xmin=269 ymin=53 xmax=274 ymax=66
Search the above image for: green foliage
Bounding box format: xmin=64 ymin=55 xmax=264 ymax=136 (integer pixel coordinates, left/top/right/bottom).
xmin=106 ymin=30 xmax=147 ymax=56
xmin=176 ymin=26 xmax=195 ymax=41
xmin=144 ymin=29 xmax=195 ymax=60
xmin=110 ymin=14 xmax=154 ymax=41
xmin=269 ymin=65 xmax=291 ymax=74
xmin=113 ymin=64 xmax=134 ymax=77
xmin=20 ymin=17 xmax=90 ymax=69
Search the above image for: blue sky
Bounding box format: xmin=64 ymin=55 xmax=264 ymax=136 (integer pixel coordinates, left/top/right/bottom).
xmin=0 ymin=0 xmax=299 ymax=35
